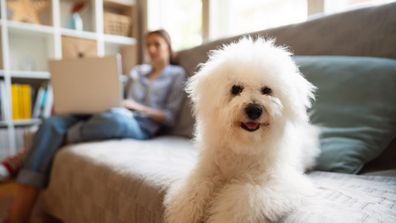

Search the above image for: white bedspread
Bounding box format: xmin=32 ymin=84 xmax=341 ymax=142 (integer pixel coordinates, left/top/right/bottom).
xmin=42 ymin=137 xmax=396 ymax=223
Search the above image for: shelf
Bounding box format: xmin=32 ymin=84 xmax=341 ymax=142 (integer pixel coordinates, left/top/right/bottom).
xmin=0 ymin=70 xmax=44 ymax=79
xmin=104 ymin=0 xmax=136 ymax=9
xmin=10 ymin=71 xmax=50 ymax=79
xmin=7 ymin=21 xmax=54 ymax=37
xmin=61 ymin=28 xmax=98 ymax=40
xmin=8 ymin=33 xmax=54 ymax=71
xmin=104 ymin=34 xmax=136 ymax=45
xmin=1 ymin=120 xmax=42 ymax=129
xmin=2 ymin=119 xmax=43 ymax=128
xmin=0 ymin=121 xmax=10 ymax=128
xmin=13 ymin=119 xmax=42 ymax=127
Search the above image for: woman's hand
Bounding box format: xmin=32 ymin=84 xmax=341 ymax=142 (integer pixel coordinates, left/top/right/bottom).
xmin=122 ymin=99 xmax=167 ymax=124
xmin=122 ymin=99 xmax=145 ymax=112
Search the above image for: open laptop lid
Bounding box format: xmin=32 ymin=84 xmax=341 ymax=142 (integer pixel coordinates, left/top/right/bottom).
xmin=49 ymin=55 xmax=122 ymax=115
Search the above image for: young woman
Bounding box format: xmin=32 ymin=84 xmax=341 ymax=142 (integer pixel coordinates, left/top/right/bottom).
xmin=5 ymin=29 xmax=186 ymax=222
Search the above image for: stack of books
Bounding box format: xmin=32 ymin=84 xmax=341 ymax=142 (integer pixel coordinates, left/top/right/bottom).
xmin=0 ymin=82 xmax=53 ymax=121
xmin=0 ymin=81 xmax=52 ymax=156
xmin=11 ymin=84 xmax=33 ymax=120
xmin=31 ymin=84 xmax=53 ymax=119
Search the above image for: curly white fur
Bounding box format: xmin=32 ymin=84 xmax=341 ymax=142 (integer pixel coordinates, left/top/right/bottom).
xmin=164 ymin=38 xmax=320 ymax=223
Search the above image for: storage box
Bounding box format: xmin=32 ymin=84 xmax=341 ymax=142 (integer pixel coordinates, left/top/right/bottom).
xmin=62 ymin=36 xmax=97 ymax=59
xmin=104 ymin=12 xmax=132 ymax=36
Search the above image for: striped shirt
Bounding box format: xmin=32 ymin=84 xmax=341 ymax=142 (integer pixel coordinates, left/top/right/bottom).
xmin=125 ymin=64 xmax=186 ymax=136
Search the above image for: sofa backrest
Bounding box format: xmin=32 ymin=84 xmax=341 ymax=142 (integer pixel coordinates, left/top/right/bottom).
xmin=176 ymin=2 xmax=396 ymax=76
xmin=170 ymin=2 xmax=396 ymax=172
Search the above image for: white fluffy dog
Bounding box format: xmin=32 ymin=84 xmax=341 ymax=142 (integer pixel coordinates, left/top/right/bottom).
xmin=164 ymin=38 xmax=320 ymax=223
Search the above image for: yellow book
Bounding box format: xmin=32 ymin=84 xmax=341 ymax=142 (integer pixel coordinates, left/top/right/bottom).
xmin=18 ymin=84 xmax=23 ymax=120
xmin=11 ymin=84 xmax=20 ymax=120
xmin=26 ymin=85 xmax=32 ymax=119
xmin=19 ymin=84 xmax=25 ymax=120
xmin=22 ymin=85 xmax=32 ymax=119
xmin=19 ymin=85 xmax=25 ymax=120
xmin=18 ymin=84 xmax=26 ymax=119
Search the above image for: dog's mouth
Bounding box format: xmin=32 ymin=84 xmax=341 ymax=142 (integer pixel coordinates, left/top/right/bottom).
xmin=240 ymin=122 xmax=270 ymax=132
xmin=240 ymin=122 xmax=260 ymax=132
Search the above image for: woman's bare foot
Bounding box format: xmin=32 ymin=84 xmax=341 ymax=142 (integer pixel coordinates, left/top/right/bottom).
xmin=6 ymin=183 xmax=39 ymax=223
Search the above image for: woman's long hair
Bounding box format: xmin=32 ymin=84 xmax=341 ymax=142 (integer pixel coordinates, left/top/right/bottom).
xmin=145 ymin=29 xmax=175 ymax=64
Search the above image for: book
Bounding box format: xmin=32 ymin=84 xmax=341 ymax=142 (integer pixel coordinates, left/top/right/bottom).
xmin=43 ymin=84 xmax=53 ymax=118
xmin=32 ymin=85 xmax=46 ymax=119
xmin=0 ymin=81 xmax=6 ymax=120
xmin=22 ymin=84 xmax=32 ymax=119
xmin=19 ymin=84 xmax=26 ymax=119
xmin=11 ymin=84 xmax=33 ymax=120
xmin=11 ymin=84 xmax=20 ymax=120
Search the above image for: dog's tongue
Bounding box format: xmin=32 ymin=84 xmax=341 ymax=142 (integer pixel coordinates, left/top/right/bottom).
xmin=245 ymin=122 xmax=259 ymax=130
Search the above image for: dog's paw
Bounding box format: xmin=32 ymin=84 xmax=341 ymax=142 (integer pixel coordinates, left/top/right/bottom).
xmin=164 ymin=193 xmax=206 ymax=223
xmin=206 ymin=180 xmax=310 ymax=223
xmin=164 ymin=176 xmax=215 ymax=223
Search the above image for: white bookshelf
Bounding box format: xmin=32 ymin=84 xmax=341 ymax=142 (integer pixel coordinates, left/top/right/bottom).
xmin=9 ymin=71 xmax=51 ymax=79
xmin=0 ymin=0 xmax=138 ymax=156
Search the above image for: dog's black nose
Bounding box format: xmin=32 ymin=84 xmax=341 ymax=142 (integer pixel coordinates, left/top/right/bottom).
xmin=245 ymin=104 xmax=262 ymax=120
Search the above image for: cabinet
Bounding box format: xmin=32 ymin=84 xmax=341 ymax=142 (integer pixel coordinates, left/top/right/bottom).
xmin=0 ymin=0 xmax=139 ymax=158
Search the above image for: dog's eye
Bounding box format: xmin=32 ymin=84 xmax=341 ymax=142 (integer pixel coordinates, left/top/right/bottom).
xmin=231 ymin=85 xmax=243 ymax=95
xmin=261 ymin=87 xmax=272 ymax=95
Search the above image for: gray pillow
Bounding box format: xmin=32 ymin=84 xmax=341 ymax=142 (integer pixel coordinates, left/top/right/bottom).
xmin=294 ymin=56 xmax=396 ymax=173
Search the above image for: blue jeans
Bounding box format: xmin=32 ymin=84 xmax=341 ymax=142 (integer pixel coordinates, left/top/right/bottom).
xmin=16 ymin=108 xmax=150 ymax=188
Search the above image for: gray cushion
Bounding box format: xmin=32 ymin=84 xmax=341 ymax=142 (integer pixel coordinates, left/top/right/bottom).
xmin=171 ymin=55 xmax=396 ymax=173
xmin=295 ymin=56 xmax=396 ymax=173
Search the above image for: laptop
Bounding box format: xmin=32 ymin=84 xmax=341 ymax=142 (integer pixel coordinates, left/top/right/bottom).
xmin=49 ymin=55 xmax=123 ymax=115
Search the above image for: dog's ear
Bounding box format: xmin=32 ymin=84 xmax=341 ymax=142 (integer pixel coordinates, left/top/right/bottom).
xmin=287 ymin=71 xmax=316 ymax=123
xmin=295 ymin=70 xmax=316 ymax=110
xmin=261 ymin=41 xmax=316 ymax=124
xmin=185 ymin=67 xmax=207 ymax=117
xmin=185 ymin=71 xmax=199 ymax=105
xmin=186 ymin=61 xmax=224 ymax=119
